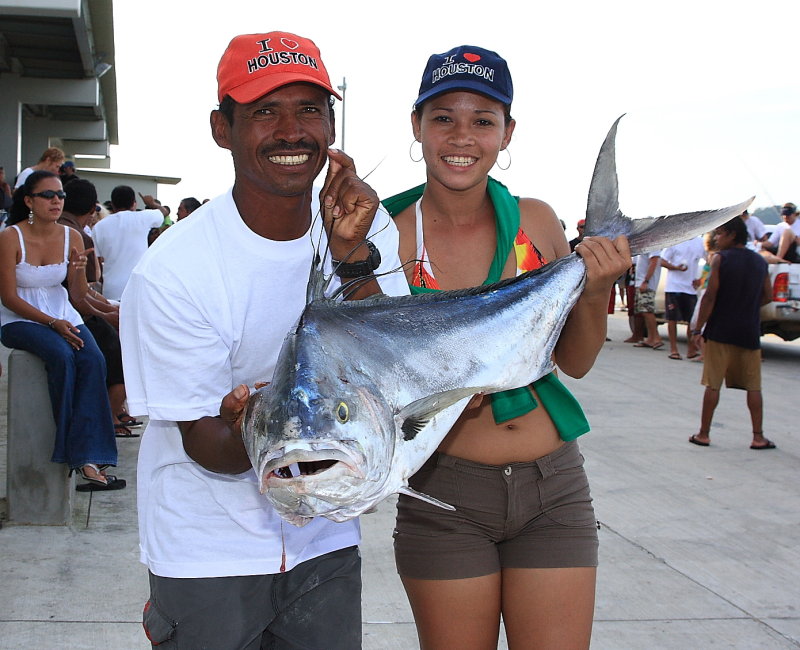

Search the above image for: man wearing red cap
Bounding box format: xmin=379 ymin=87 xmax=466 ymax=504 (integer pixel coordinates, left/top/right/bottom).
xmin=568 ymin=218 xmax=585 ymax=252
xmin=120 ymin=32 xmax=407 ymax=648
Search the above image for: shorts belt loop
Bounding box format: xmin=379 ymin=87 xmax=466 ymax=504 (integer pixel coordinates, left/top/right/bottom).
xmin=535 ymin=455 xmax=555 ymax=479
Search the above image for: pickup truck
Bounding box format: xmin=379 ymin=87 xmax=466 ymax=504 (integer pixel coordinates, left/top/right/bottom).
xmin=760 ymin=263 xmax=800 ymax=341
xmin=655 ymin=262 xmax=800 ymax=341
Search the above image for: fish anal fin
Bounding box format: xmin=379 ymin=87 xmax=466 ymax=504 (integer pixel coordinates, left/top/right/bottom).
xmin=398 ymin=388 xmax=484 ymax=441
xmin=399 ymin=486 xmax=456 ymax=511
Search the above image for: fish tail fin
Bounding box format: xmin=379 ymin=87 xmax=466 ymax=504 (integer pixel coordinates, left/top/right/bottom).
xmin=585 ymin=114 xmax=753 ymax=256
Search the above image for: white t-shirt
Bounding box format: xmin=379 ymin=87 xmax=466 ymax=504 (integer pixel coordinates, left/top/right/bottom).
xmin=14 ymin=167 xmax=34 ymax=189
xmin=767 ymin=220 xmax=800 ymax=248
xmin=634 ymin=251 xmax=662 ymax=289
xmin=744 ymin=215 xmax=767 ymax=242
xmin=120 ymin=188 xmax=408 ymax=579
xmin=660 ymin=237 xmax=705 ymax=294
xmin=14 ymin=167 xmax=35 ymax=189
xmin=92 ymin=208 xmax=163 ymax=300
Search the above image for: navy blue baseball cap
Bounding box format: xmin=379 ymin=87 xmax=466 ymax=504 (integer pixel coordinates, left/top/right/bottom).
xmin=414 ymin=45 xmax=513 ymax=109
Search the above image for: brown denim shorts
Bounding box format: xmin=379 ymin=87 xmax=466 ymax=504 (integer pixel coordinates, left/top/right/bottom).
xmin=393 ymin=441 xmax=599 ymax=580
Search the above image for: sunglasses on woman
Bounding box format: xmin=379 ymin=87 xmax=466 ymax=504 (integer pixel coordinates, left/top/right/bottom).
xmin=31 ymin=190 xmax=66 ymax=200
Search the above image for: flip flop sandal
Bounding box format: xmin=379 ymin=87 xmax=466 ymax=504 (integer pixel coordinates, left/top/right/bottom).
xmin=72 ymin=463 xmax=108 ymax=486
xmin=76 ymin=477 xmax=127 ymax=492
xmin=115 ymin=424 xmax=140 ymax=438
xmin=118 ymin=412 xmax=144 ymax=428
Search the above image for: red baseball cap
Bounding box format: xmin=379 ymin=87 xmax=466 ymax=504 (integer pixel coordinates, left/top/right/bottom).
xmin=217 ymin=32 xmax=341 ymax=104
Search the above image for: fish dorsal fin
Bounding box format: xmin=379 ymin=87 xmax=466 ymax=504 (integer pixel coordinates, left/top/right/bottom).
xmin=305 ymin=252 xmax=327 ymax=304
xmin=398 ymin=486 xmax=456 ymax=511
xmin=398 ymin=388 xmax=484 ymax=441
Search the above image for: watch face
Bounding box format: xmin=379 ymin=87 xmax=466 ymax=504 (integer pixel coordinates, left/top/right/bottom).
xmin=366 ymin=241 xmax=381 ymax=270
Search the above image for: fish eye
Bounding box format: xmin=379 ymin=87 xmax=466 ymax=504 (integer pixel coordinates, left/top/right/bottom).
xmin=335 ymin=402 xmax=349 ymax=423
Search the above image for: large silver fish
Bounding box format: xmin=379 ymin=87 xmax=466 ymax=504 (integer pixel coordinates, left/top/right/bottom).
xmin=242 ymin=116 xmax=752 ymax=526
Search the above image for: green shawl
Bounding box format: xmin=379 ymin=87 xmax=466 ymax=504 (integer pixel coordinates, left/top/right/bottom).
xmin=383 ymin=177 xmax=590 ymax=440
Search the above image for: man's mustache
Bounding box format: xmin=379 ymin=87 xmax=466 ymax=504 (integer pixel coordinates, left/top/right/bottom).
xmin=260 ymin=141 xmax=320 ymax=156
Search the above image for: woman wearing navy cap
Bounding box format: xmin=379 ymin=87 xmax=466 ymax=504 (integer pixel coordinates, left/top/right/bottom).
xmin=384 ymin=46 xmax=630 ymax=648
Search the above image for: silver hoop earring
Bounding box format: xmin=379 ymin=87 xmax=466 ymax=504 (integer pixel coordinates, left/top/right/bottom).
xmin=495 ymin=148 xmax=511 ymax=171
xmin=27 ymin=210 xmax=34 ymax=225
xmin=409 ymin=139 xmax=424 ymax=163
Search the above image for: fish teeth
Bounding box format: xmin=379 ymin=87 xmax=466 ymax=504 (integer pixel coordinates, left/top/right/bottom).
xmin=269 ymin=154 xmax=309 ymax=165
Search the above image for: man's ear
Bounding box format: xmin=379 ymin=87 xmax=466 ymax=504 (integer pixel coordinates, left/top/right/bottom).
xmin=210 ymin=110 xmax=231 ymax=151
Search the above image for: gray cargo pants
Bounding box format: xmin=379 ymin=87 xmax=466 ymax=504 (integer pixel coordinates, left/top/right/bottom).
xmin=143 ymin=546 xmax=362 ymax=649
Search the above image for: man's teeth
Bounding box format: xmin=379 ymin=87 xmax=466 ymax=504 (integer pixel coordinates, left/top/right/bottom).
xmin=269 ymin=154 xmax=309 ymax=165
xmin=443 ymin=156 xmax=475 ymax=166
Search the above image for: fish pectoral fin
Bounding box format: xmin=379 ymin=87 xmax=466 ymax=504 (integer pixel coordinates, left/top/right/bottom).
xmin=399 ymin=486 xmax=456 ymax=511
xmin=398 ymin=388 xmax=483 ymax=441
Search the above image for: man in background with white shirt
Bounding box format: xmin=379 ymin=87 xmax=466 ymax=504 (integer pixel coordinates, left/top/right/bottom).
xmin=661 ymin=236 xmax=706 ymax=360
xmin=91 ymin=185 xmax=164 ymax=300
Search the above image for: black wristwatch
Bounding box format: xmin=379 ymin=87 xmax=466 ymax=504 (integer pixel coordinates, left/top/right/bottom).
xmin=332 ymin=241 xmax=381 ymax=278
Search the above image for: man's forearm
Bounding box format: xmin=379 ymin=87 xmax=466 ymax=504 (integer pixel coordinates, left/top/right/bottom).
xmin=178 ymin=416 xmax=251 ymax=474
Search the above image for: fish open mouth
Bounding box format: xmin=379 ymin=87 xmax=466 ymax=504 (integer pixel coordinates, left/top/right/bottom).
xmin=259 ymin=444 xmax=365 ymax=492
xmin=271 ymin=460 xmax=337 ymax=478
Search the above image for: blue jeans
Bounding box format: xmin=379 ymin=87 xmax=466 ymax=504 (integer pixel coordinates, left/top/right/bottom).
xmin=2 ymin=321 xmax=117 ymax=469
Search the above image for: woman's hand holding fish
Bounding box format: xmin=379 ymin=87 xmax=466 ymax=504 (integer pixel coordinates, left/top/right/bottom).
xmin=320 ymin=148 xmax=379 ymax=262
xmin=574 ymin=235 xmax=631 ymax=301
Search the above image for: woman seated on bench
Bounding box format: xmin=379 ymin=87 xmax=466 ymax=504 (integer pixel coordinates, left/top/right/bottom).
xmin=0 ymin=171 xmax=124 ymax=491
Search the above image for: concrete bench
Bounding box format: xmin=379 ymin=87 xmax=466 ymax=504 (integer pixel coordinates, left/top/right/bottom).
xmin=6 ymin=349 xmax=73 ymax=525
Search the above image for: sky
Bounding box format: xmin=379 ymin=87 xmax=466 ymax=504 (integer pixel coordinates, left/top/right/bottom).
xmin=108 ymin=0 xmax=799 ymax=237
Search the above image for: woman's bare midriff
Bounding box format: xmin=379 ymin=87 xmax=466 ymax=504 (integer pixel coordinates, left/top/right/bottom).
xmin=436 ymin=388 xmax=564 ymax=465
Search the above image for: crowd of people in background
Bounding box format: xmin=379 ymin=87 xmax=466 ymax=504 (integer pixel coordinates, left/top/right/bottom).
xmin=0 ymin=145 xmax=207 ymax=491
xmin=616 ymin=209 xmax=781 ymax=452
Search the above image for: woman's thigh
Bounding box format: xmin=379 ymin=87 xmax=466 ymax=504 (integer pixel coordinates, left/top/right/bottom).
xmin=502 ymin=566 xmax=596 ymax=650
xmin=1 ymin=321 xmax=73 ymax=364
xmin=401 ymin=573 xmax=502 ymax=650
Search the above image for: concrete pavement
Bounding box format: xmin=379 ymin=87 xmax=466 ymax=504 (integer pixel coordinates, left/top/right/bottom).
xmin=1 ymin=312 xmax=798 ymax=649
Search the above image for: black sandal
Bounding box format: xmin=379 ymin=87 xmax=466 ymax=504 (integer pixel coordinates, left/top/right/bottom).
xmin=76 ymin=477 xmax=126 ymax=492
xmin=115 ymin=424 xmax=140 ymax=438
xmin=118 ymin=412 xmax=143 ymax=428
xmin=73 ymin=463 xmax=108 ymax=486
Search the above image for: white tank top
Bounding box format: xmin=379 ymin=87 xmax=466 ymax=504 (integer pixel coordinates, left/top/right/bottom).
xmin=0 ymin=224 xmax=83 ymax=327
